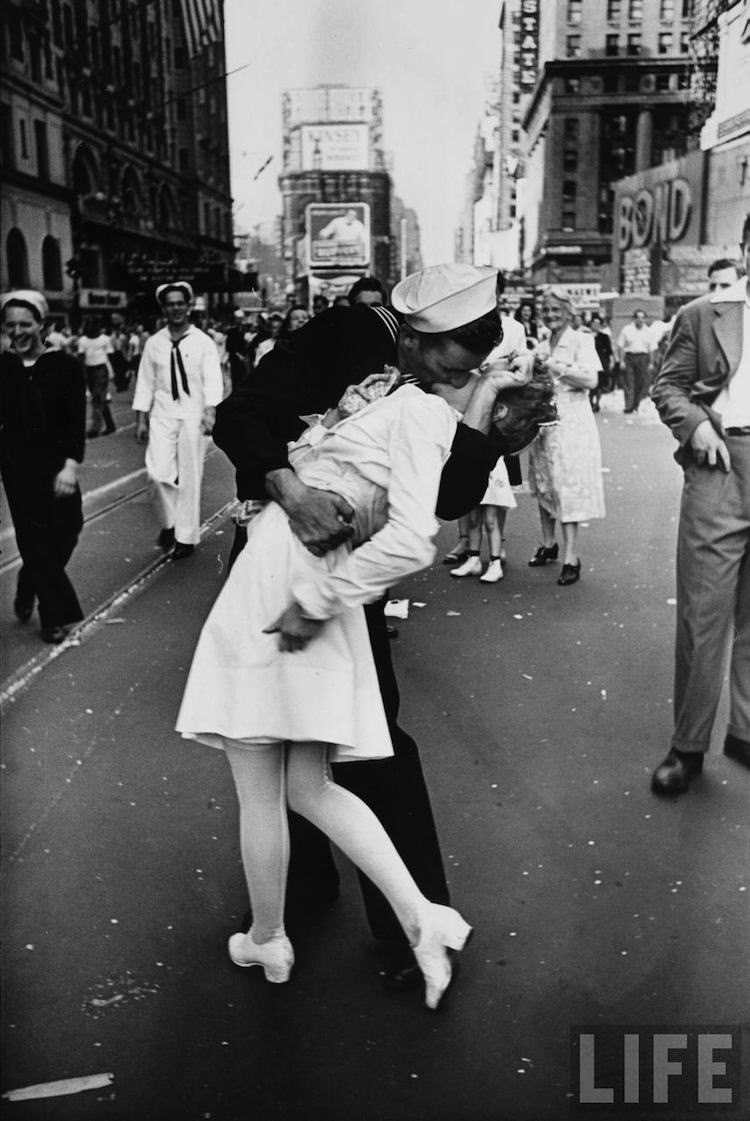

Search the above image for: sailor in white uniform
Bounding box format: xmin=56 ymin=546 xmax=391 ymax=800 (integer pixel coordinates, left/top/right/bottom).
xmin=133 ymin=282 xmax=223 ymax=557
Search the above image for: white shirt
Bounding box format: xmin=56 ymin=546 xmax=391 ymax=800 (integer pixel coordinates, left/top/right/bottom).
xmin=77 ymin=333 xmax=114 ymax=366
xmin=617 ymin=321 xmax=653 ymax=356
xmin=711 ymin=277 xmax=750 ymax=429
xmin=132 ymin=325 xmax=223 ymax=418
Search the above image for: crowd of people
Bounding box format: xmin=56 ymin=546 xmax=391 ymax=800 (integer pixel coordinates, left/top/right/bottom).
xmin=2 ymin=227 xmax=748 ymax=1012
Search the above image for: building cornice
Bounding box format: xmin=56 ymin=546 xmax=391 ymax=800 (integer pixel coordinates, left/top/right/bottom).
xmin=0 ymin=166 xmax=74 ymax=205
xmin=522 ymin=55 xmax=692 ymax=132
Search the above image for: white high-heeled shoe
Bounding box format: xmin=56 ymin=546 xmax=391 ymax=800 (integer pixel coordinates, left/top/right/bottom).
xmin=411 ymin=904 xmax=473 ymax=1010
xmin=227 ymin=931 xmax=294 ymax=983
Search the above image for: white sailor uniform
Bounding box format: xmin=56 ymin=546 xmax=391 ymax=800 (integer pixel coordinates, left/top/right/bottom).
xmin=133 ymin=325 xmax=223 ymax=545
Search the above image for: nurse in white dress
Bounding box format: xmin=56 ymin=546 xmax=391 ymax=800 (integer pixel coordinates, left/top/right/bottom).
xmin=177 ymin=348 xmax=508 ymax=1008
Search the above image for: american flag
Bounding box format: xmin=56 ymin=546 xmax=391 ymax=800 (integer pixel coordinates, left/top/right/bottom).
xmin=178 ymin=0 xmax=222 ymax=57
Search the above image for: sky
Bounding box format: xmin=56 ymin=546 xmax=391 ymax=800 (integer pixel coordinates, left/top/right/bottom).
xmin=224 ymin=0 xmax=501 ymax=264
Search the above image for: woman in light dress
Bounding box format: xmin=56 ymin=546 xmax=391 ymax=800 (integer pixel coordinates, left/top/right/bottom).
xmin=527 ymin=287 xmax=605 ymax=586
xmin=176 ymin=351 xmax=508 ymax=1010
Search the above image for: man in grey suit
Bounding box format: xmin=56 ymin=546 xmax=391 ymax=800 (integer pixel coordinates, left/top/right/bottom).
xmin=650 ymin=213 xmax=750 ymax=795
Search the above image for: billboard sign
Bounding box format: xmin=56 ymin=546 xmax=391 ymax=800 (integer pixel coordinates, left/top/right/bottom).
xmin=286 ymin=86 xmax=375 ymax=126
xmin=307 ymin=203 xmax=371 ymax=269
xmin=300 ymin=124 xmax=369 ymax=171
xmin=519 ymin=0 xmax=539 ymax=90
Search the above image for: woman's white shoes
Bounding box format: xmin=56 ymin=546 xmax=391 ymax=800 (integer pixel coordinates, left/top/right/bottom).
xmin=479 ymin=559 xmax=504 ymax=583
xmin=228 ymin=931 xmax=294 ymax=983
xmin=450 ymin=556 xmax=483 ymax=578
xmin=412 ymin=904 xmax=473 ymax=1010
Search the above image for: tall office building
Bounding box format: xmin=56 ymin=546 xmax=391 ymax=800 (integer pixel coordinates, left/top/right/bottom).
xmin=1 ymin=0 xmax=234 ymax=320
xmin=520 ymin=0 xmax=697 ymax=287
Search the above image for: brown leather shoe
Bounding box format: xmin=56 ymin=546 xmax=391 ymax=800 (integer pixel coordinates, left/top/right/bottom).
xmin=724 ymin=734 xmax=750 ymax=769
xmin=651 ymin=750 xmax=704 ymax=796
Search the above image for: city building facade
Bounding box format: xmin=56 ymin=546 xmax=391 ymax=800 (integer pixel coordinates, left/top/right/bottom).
xmin=278 ymin=84 xmax=410 ymax=304
xmin=520 ymin=0 xmax=698 ymax=290
xmin=1 ymin=0 xmax=234 ymax=322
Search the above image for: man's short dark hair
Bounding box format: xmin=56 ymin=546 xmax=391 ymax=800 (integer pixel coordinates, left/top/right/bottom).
xmin=428 ymin=308 xmax=503 ymax=356
xmin=742 ymin=212 xmax=750 ymax=246
xmin=708 ymin=257 xmax=739 ymax=276
xmin=348 ymin=276 xmax=387 ymax=303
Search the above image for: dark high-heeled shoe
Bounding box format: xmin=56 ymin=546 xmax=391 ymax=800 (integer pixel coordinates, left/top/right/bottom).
xmin=528 ymin=543 xmax=558 ymax=567
xmin=557 ymin=561 xmax=581 ymax=586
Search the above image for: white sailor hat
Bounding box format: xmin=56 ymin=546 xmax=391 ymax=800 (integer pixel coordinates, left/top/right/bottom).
xmin=391 ymin=264 xmax=498 ymax=333
xmin=155 ymin=281 xmax=194 ymax=305
xmin=0 ymin=289 xmax=49 ymax=321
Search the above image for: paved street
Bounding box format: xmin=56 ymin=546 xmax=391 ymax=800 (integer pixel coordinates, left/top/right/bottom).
xmin=1 ymin=395 xmax=748 ymax=1121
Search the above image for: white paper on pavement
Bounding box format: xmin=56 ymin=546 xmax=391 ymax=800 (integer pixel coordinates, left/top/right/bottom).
xmin=2 ymin=1073 xmax=114 ymax=1102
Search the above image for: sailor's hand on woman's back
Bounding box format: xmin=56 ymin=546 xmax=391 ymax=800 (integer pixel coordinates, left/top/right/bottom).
xmin=265 ymin=468 xmax=354 ymax=557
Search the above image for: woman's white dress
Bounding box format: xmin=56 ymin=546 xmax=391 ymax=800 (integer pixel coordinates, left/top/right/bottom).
xmin=176 ymin=385 xmax=458 ymax=762
xmin=527 ymin=328 xmax=605 ymax=523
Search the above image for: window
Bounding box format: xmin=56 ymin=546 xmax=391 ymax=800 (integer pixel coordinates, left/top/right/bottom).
xmin=42 ymin=236 xmax=63 ymax=290
xmin=0 ymin=104 xmax=13 ymax=166
xmin=44 ymin=42 xmax=53 ymax=80
xmin=679 ymin=30 xmax=690 ymax=51
xmin=8 ymin=10 xmax=24 ymax=60
xmin=564 ymin=117 xmax=580 ymax=140
xmin=566 ymin=34 xmax=581 ymax=58
xmin=563 ymin=149 xmax=579 ymax=172
xmin=660 ymin=0 xmax=675 ymax=18
xmin=51 ymin=0 xmax=63 ymax=46
xmin=19 ymin=119 xmax=29 ymax=160
xmin=656 ymin=72 xmax=672 ymax=90
xmin=29 ymin=36 xmax=42 ymax=83
xmin=81 ymin=82 xmax=92 ymax=117
xmin=606 ymin=33 xmax=619 ymax=55
xmin=34 ymin=120 xmax=49 ymax=179
xmin=562 ymin=180 xmax=577 ymax=229
xmin=627 ymin=32 xmax=642 ymax=54
xmin=682 ymin=0 xmax=694 ymax=16
xmin=567 ymin=0 xmax=582 ymax=24
xmin=63 ymin=5 xmax=74 ymax=48
xmin=203 ymin=202 xmax=211 ymax=234
xmin=174 ymin=46 xmax=187 ymax=68
xmin=629 ymin=0 xmax=643 ymax=18
xmin=179 ymin=147 xmax=189 ymax=171
xmin=658 ymin=32 xmax=672 ymax=53
xmin=607 ymin=0 xmax=621 ymax=19
xmin=7 ymin=229 xmax=30 ymax=288
xmin=565 ymin=77 xmax=581 ymax=93
xmin=176 ymin=98 xmax=186 ymax=121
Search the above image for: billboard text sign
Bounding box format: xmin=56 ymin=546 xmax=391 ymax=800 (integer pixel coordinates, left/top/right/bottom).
xmin=307 ymin=203 xmax=371 ymax=269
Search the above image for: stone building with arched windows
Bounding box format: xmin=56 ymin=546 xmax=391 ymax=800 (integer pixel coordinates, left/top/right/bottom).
xmin=1 ymin=0 xmax=234 ymax=323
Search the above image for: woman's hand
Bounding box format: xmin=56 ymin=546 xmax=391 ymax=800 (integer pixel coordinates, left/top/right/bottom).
xmin=53 ymin=460 xmax=78 ymax=497
xmin=263 ymin=602 xmax=324 ymax=652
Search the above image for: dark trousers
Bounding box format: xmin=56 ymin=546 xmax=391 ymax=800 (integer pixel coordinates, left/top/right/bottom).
xmin=622 ymin=353 xmax=650 ymax=413
xmin=4 ymin=474 xmax=84 ymax=630
xmin=228 ymin=524 xmax=450 ymax=945
xmin=86 ymin=365 xmax=115 ymax=435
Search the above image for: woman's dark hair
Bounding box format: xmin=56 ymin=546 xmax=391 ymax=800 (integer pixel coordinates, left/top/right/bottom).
xmin=348 ymin=275 xmax=387 ymax=303
xmin=429 ymin=308 xmax=503 ymax=357
xmin=491 ymin=362 xmax=558 ymax=455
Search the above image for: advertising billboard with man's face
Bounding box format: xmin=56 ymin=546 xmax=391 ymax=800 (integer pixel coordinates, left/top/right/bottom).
xmin=307 ymin=203 xmax=371 ymax=269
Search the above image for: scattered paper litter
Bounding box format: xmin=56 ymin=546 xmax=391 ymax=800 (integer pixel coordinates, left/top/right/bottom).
xmin=105 ymin=618 xmax=126 ymax=625
xmin=384 ymin=599 xmax=409 ymax=620
xmin=3 ymin=1073 xmax=114 ymax=1102
xmin=412 ymin=601 xmax=426 ymax=608
xmin=445 ymin=610 xmax=461 ymax=617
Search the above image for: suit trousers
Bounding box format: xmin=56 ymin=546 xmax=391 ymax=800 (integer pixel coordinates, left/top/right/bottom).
xmin=227 ymin=523 xmax=450 ymax=944
xmin=622 ymin=353 xmax=650 ymax=412
xmin=672 ymin=437 xmax=750 ymax=753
